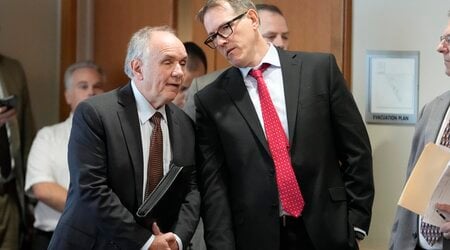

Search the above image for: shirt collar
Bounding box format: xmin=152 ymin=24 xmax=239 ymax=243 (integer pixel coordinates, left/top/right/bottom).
xmin=239 ymin=43 xmax=281 ymax=78
xmin=131 ymin=80 xmax=167 ymax=124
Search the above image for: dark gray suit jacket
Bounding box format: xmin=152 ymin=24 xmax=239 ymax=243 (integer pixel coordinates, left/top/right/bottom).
xmin=196 ymin=48 xmax=374 ymax=250
xmin=49 ymin=83 xmax=200 ymax=249
xmin=390 ymin=90 xmax=450 ymax=250
xmin=183 ymin=69 xmax=225 ymax=121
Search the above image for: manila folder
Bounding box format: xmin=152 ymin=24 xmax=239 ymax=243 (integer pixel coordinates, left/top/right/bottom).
xmin=398 ymin=143 xmax=450 ymax=215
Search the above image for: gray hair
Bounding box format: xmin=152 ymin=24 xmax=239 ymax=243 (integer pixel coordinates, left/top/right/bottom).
xmin=197 ymin=0 xmax=256 ymax=24
xmin=124 ymin=25 xmax=175 ymax=79
xmin=64 ymin=61 xmax=105 ymax=90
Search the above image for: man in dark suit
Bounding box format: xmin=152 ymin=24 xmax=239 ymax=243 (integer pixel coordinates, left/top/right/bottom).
xmin=0 ymin=54 xmax=35 ymax=249
xmin=195 ymin=1 xmax=374 ymax=250
xmin=48 ymin=26 xmax=200 ymax=250
xmin=390 ymin=10 xmax=450 ymax=250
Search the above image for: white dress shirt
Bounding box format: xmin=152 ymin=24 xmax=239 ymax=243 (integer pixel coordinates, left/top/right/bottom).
xmin=25 ymin=115 xmax=72 ymax=231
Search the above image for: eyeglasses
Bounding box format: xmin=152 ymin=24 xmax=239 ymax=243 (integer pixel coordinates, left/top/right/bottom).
xmin=204 ymin=12 xmax=247 ymax=49
xmin=440 ymin=34 xmax=450 ymax=44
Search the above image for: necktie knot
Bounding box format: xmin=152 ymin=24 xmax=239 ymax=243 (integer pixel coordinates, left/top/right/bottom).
xmin=150 ymin=112 xmax=162 ymax=126
xmin=249 ymin=63 xmax=271 ymax=80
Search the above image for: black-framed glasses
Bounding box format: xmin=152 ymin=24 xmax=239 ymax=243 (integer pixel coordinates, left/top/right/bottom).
xmin=204 ymin=12 xmax=247 ymax=49
xmin=440 ymin=34 xmax=450 ymax=44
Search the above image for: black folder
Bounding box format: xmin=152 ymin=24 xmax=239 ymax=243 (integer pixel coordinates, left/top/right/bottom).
xmin=136 ymin=163 xmax=184 ymax=218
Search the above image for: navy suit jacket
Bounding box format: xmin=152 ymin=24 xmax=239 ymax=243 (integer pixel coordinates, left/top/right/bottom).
xmin=49 ymin=83 xmax=200 ymax=249
xmin=195 ymin=48 xmax=374 ymax=250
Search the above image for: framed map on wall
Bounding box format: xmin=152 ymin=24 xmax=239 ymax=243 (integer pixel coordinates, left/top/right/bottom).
xmin=366 ymin=50 xmax=419 ymax=125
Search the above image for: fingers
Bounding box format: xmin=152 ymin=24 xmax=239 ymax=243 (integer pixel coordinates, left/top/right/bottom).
xmin=0 ymin=107 xmax=16 ymax=126
xmin=437 ymin=203 xmax=450 ymax=213
xmin=441 ymin=222 xmax=450 ymax=233
xmin=152 ymin=222 xmax=162 ymax=235
xmin=443 ymin=231 xmax=450 ymax=239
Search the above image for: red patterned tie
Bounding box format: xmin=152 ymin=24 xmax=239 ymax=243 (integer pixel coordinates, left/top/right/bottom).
xmin=420 ymin=120 xmax=450 ymax=246
xmin=249 ymin=63 xmax=304 ymax=217
xmin=145 ymin=112 xmax=163 ymax=199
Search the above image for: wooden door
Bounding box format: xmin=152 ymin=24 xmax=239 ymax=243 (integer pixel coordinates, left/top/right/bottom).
xmin=94 ymin=0 xmax=178 ymax=90
xmin=189 ymin=0 xmax=352 ymax=84
xmin=59 ymin=0 xmax=178 ymax=119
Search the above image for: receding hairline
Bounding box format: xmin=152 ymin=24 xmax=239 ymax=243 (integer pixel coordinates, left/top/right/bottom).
xmin=196 ymin=0 xmax=256 ymax=24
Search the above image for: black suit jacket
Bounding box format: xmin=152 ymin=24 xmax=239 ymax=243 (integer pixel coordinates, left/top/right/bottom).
xmin=49 ymin=83 xmax=200 ymax=249
xmin=195 ymin=49 xmax=374 ymax=250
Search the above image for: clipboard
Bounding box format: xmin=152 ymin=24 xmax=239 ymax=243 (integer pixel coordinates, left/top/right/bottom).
xmin=136 ymin=163 xmax=184 ymax=218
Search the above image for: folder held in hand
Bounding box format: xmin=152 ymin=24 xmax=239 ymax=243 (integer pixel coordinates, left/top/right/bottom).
xmin=136 ymin=163 xmax=184 ymax=218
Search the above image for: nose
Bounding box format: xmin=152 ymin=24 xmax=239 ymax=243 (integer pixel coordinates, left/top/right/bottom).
xmin=172 ymin=63 xmax=184 ymax=78
xmin=272 ymin=35 xmax=284 ymax=49
xmin=87 ymin=86 xmax=95 ymax=96
xmin=215 ymin=35 xmax=228 ymax=47
xmin=437 ymin=39 xmax=448 ymax=54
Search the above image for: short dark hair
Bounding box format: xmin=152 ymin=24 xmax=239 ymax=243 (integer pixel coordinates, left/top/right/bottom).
xmin=255 ymin=3 xmax=284 ymax=16
xmin=183 ymin=42 xmax=207 ymax=73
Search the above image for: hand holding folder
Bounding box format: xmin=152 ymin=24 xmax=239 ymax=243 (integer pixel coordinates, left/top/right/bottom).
xmin=137 ymin=163 xmax=184 ymax=219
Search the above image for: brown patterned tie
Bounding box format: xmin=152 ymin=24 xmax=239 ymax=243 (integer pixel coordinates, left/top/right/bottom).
xmin=145 ymin=112 xmax=163 ymax=199
xmin=420 ymin=120 xmax=450 ymax=246
xmin=0 ymin=125 xmax=11 ymax=178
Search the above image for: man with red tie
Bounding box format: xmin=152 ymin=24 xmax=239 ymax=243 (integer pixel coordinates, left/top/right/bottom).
xmin=194 ymin=1 xmax=374 ymax=249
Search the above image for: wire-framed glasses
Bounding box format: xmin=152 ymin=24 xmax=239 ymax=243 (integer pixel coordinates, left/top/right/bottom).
xmin=204 ymin=12 xmax=247 ymax=49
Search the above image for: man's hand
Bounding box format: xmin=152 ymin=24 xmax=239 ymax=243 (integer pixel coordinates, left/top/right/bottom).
xmin=149 ymin=223 xmax=179 ymax=250
xmin=0 ymin=106 xmax=16 ymax=126
xmin=436 ymin=203 xmax=450 ymax=239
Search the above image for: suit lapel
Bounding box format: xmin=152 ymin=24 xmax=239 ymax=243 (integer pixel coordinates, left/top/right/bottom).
xmin=223 ymin=68 xmax=270 ymax=154
xmin=116 ymin=83 xmax=144 ymax=205
xmin=278 ymin=49 xmax=301 ymax=145
xmin=165 ymin=104 xmax=181 ymax=163
xmin=427 ymin=93 xmax=450 ymax=143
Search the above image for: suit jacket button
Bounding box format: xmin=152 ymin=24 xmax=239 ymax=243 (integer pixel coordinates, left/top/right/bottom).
xmin=412 ymin=232 xmax=418 ymax=238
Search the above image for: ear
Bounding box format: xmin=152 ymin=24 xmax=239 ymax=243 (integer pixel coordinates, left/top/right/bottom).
xmin=247 ymin=9 xmax=260 ymax=30
xmin=131 ymin=59 xmax=144 ymax=80
xmin=64 ymin=90 xmax=72 ymax=106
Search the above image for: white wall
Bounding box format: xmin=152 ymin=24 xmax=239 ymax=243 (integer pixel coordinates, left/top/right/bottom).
xmin=353 ymin=1 xmax=450 ymax=249
xmin=0 ymin=0 xmax=59 ymax=129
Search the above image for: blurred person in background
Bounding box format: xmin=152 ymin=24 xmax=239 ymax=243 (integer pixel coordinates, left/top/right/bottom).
xmin=25 ymin=61 xmax=105 ymax=250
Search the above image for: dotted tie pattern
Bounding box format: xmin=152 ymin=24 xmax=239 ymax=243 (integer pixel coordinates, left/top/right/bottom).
xmin=420 ymin=120 xmax=450 ymax=246
xmin=145 ymin=112 xmax=163 ymax=199
xmin=249 ymin=63 xmax=304 ymax=217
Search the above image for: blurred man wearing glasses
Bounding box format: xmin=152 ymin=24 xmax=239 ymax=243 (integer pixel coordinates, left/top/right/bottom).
xmin=390 ymin=10 xmax=450 ymax=250
xmin=195 ymin=1 xmax=374 ymax=250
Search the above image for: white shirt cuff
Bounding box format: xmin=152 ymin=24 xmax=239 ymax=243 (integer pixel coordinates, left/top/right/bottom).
xmin=140 ymin=234 xmax=183 ymax=250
